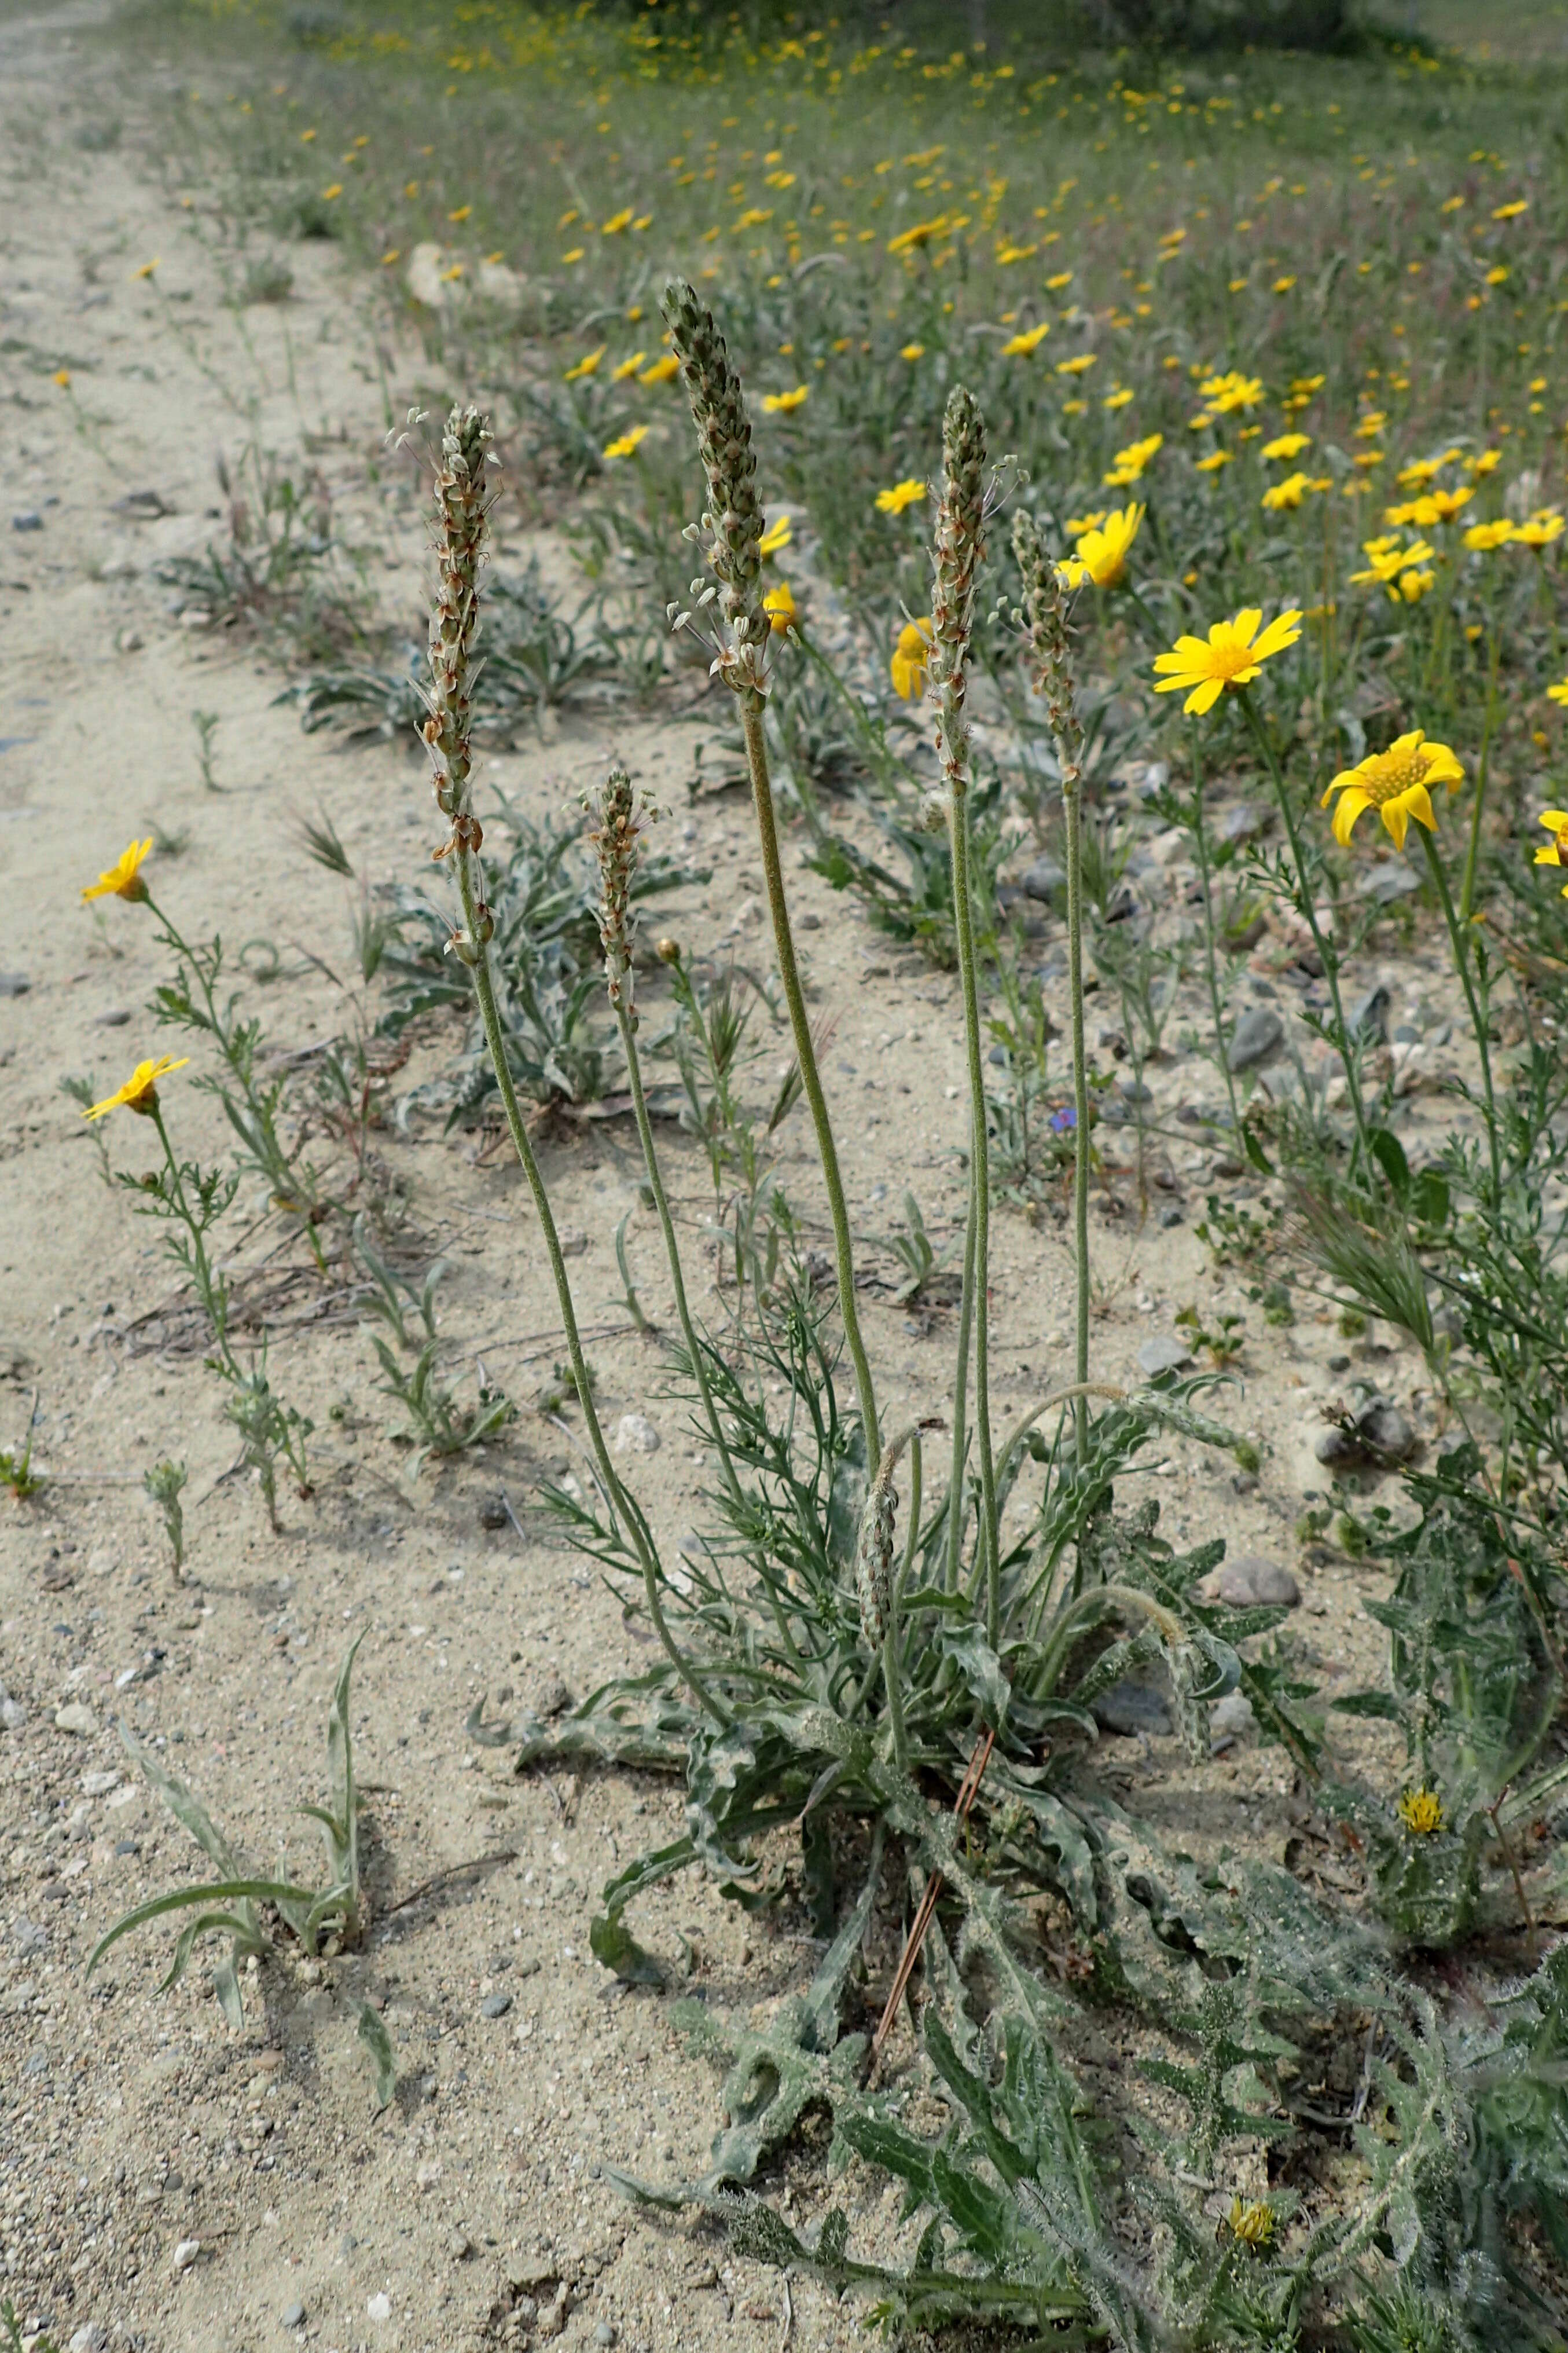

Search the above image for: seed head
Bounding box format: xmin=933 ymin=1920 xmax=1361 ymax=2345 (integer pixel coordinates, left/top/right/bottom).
xmin=854 ymin=1469 xmax=897 ymax=1655
xmin=661 ymin=279 xmax=769 ymax=697
xmin=1011 ymin=508 xmax=1084 ymax=794
xmin=930 ymin=388 xmax=989 ymax=798
xmin=427 ymin=404 xmax=492 ymax=840
xmin=585 ymin=767 xmax=658 ymax=1020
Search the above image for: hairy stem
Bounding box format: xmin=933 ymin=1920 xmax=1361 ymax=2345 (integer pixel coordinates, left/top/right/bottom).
xmin=739 ymin=694 xmax=880 ymax=1461
xmin=613 ymin=998 xmax=743 ymax=1507
xmin=457 ymin=853 xmax=729 ymax=1727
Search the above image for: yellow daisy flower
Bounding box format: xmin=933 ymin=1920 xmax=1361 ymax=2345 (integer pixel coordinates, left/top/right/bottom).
xmin=639 ymin=354 xmax=681 ymax=385
xmin=1321 ymin=730 xmax=1464 ymax=851
xmin=762 ymin=581 xmax=796 ymax=634
xmin=899 ymin=341 xmax=926 ymax=362
xmin=1515 ymin=510 xmax=1565 ymax=549
xmin=1397 ymin=1787 xmax=1445 ymax=1836
xmin=603 ymin=426 xmax=648 ymax=460
xmin=1465 ymin=519 xmax=1515 ymax=551
xmin=83 ymin=1055 xmax=190 ymax=1122
xmin=1001 ymin=321 xmax=1050 ymax=357
xmin=1547 ymin=679 xmax=1568 ymax=708
xmin=762 ymin=386 xmax=808 ymax=413
xmin=1352 ymin=538 xmax=1437 ymax=589
xmin=563 ymin=346 xmax=606 ymax=382
xmin=890 ymin=617 xmax=933 ymax=702
xmin=611 ymin=351 xmax=647 ymax=381
xmin=758 ymin=514 xmax=792 ymax=558
xmin=1227 ymin=2198 xmax=1276 ymax=2248
xmin=1195 ymin=449 xmax=1233 ymax=475
xmin=1261 ymin=471 xmax=1327 ymax=512
xmin=1055 ymin=353 xmax=1097 ymax=377
xmin=82 ymin=838 xmax=153 ymax=904
xmin=1063 ymin=510 xmax=1108 ymax=536
xmin=876 ymin=479 xmax=927 ymax=516
xmin=1533 ymin=808 xmax=1568 ymax=895
xmin=1060 ymin=501 xmax=1143 ymax=591
xmin=1152 ymin=607 xmax=1303 ymax=715
xmin=1262 ymin=431 xmax=1311 ymax=461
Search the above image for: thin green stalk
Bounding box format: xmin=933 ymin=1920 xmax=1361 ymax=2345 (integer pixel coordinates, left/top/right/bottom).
xmin=945 ymin=1160 xmax=977 ymax=1593
xmin=456 ymin=854 xmax=729 ymax=1728
xmin=1063 ymin=757 xmax=1092 ymax=1463
xmin=1460 ymin=620 xmax=1503 ymax=922
xmin=739 ymin=695 xmax=880 ymax=1463
xmin=1238 ymin=691 xmax=1373 ymax=1170
xmin=947 ymin=783 xmax=1001 ymax=1647
xmin=1186 ymin=739 xmax=1244 ymax=1141
xmin=612 ymin=996 xmax=744 ymax=1511
xmin=150 ymin=1105 xmax=235 ymax=1378
xmin=1416 ymin=823 xmax=1502 ymax=1203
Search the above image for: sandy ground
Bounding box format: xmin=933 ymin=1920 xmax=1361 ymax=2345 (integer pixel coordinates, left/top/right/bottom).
xmin=0 ymin=9 xmax=1500 ymax=2349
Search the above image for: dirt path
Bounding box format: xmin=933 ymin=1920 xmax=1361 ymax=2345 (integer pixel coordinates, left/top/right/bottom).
xmin=0 ymin=10 xmax=1474 ymax=2349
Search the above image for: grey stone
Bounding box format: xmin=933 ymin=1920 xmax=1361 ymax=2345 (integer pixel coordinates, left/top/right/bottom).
xmin=1021 ymin=857 xmax=1067 ymax=903
xmin=54 ymin=1702 xmax=98 ymax=1736
xmin=69 ymin=2326 xmax=107 ymax=2353
xmin=1214 ymin=1556 xmax=1300 ymax=1609
xmin=1117 ymin=1073 xmax=1153 ymax=1104
xmin=1227 ymin=1007 xmax=1285 ymax=1073
xmin=1431 ymin=1304 xmax=1464 ymax=1341
xmin=1393 ymin=1023 xmax=1421 ymax=1044
xmin=1313 ymin=1425 xmax=1362 ymax=1469
xmin=1359 ymin=860 xmax=1421 ymax=904
xmin=1216 ymin=802 xmax=1266 ymax=846
xmin=1137 ymin=1335 xmax=1192 ymax=1379
xmin=11 ymin=512 xmax=43 ymax=533
xmin=506 ymin=2253 xmax=559 ymax=2293
xmin=1353 ymin=1399 xmax=1418 ymax=1461
xmin=0 ymin=1689 xmax=24 ymax=1732
xmin=94 ymin=1007 xmax=133 ymax=1028
xmin=594 ymin=2328 xmax=619 ymax=2348
xmin=1349 ymin=985 xmax=1390 ymax=1043
xmin=480 ymin=1992 xmax=513 ymax=2020
xmin=0 ymin=973 xmax=29 ymax=997
xmin=1093 ymin=1678 xmax=1173 ymax=1737
xmin=281 ymin=2303 xmax=306 ymax=2330
xmin=1210 ymin=1691 xmax=1255 ymax=1738
xmin=612 ymin=1413 xmax=659 ymax=1456
xmin=1157 ymin=1204 xmax=1183 ymax=1229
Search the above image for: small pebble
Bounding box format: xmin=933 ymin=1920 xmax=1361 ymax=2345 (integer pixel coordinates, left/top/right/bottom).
xmin=595 ymin=2326 xmax=619 ymax=2348
xmin=366 ymin=2292 xmax=392 ymax=2322
xmin=1213 ymin=1556 xmax=1300 ymax=1610
xmin=281 ymin=2303 xmax=306 ymax=2330
xmin=1136 ymin=1335 xmax=1192 ymax=1379
xmin=612 ymin=1412 xmax=660 ymax=1456
xmin=1227 ymin=1006 xmax=1284 ymax=1074
xmin=480 ymin=1992 xmax=513 ymax=2020
xmin=11 ymin=512 xmax=43 ymax=532
xmin=172 ymin=2238 xmax=200 ymax=2272
xmin=0 ymin=973 xmax=30 ymax=998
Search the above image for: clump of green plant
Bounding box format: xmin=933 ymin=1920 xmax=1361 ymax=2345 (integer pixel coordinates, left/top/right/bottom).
xmin=87 ymin=1637 xmax=394 ymax=2101
xmin=377 ymin=794 xmax=696 ymax=1120
xmin=1324 ymin=1460 xmax=1567 ymax=1949
xmin=354 ymin=1223 xmax=512 ymax=1470
xmin=144 ymin=1457 xmax=188 ymax=1577
xmin=0 ymin=1390 xmax=43 ymax=1502
xmin=81 ymin=1047 xmax=310 ymax=1529
xmin=155 ymin=439 xmax=369 ymax=662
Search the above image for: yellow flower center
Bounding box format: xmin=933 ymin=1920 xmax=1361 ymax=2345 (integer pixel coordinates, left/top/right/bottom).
xmin=1398 ymin=1788 xmax=1444 ymax=1837
xmin=1358 ymin=743 xmax=1431 ymax=805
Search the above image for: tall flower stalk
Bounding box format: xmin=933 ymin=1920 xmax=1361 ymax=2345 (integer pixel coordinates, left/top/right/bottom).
xmin=931 ymin=388 xmax=1001 ymax=1641
xmin=585 ymin=768 xmax=744 ymax=1510
xmin=1012 ymin=512 xmax=1093 ymax=1463
xmin=662 ymin=278 xmax=880 ymax=1467
xmin=424 ymin=405 xmax=726 ymax=1726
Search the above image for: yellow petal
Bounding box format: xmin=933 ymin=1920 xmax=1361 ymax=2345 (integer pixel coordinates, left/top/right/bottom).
xmin=1186 ymin=677 xmax=1225 ymax=715
xmin=1331 ymin=786 xmax=1372 ymax=846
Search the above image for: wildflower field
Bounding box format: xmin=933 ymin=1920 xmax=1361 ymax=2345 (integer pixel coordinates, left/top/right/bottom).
xmin=10 ymin=0 xmax=1568 ymax=2347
